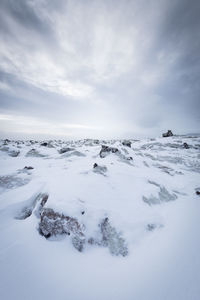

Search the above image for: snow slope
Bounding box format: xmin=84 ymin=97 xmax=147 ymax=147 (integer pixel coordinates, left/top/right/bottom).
xmin=0 ymin=135 xmax=200 ymax=300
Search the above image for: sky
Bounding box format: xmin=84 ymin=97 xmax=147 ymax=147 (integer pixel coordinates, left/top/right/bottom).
xmin=0 ymin=0 xmax=199 ymax=139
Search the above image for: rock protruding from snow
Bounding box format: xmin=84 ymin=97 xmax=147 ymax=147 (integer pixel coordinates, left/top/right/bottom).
xmin=88 ymin=218 xmax=128 ymax=256
xmin=183 ymin=142 xmax=189 ymax=149
xmin=58 ymin=147 xmax=74 ymax=154
xmin=162 ymin=130 xmax=173 ymax=137
xmin=24 ymin=166 xmax=34 ymax=170
xmin=39 ymin=208 xmax=85 ymax=252
xmin=122 ymin=140 xmax=131 ymax=148
xmin=41 ymin=142 xmax=48 ymax=146
xmin=93 ymin=163 xmax=107 ymax=175
xmin=195 ymin=188 xmax=200 ymax=196
xmin=100 ymin=217 xmax=128 ymax=256
xmin=99 ymin=145 xmax=119 ymax=158
xmin=127 ymin=156 xmax=133 ymax=160
xmin=3 ymin=138 xmax=10 ymax=144
xmin=41 ymin=142 xmax=54 ymax=148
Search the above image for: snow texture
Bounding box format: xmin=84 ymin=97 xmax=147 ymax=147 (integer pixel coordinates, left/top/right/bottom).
xmin=0 ymin=135 xmax=200 ymax=300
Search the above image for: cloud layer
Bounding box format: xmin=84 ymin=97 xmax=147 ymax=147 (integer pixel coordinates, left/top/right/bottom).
xmin=0 ymin=0 xmax=199 ymax=139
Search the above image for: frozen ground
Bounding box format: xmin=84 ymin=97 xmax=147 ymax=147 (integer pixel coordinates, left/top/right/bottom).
xmin=0 ymin=135 xmax=200 ymax=300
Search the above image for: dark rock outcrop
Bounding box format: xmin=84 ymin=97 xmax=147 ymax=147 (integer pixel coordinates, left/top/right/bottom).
xmin=195 ymin=188 xmax=200 ymax=196
xmin=39 ymin=208 xmax=85 ymax=252
xmin=3 ymin=139 xmax=10 ymax=145
xmin=93 ymin=139 xmax=99 ymax=144
xmin=99 ymin=145 xmax=119 ymax=158
xmin=40 ymin=142 xmax=54 ymax=148
xmin=162 ymin=130 xmax=173 ymax=137
xmin=24 ymin=166 xmax=34 ymax=170
xmin=183 ymin=142 xmax=189 ymax=149
xmin=41 ymin=142 xmax=48 ymax=146
xmin=122 ymin=140 xmax=131 ymax=148
xmin=127 ymin=156 xmax=133 ymax=160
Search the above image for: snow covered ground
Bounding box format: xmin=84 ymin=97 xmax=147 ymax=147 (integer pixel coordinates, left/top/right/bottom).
xmin=0 ymin=135 xmax=200 ymax=300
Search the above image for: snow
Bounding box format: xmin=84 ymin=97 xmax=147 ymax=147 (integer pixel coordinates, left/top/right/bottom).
xmin=0 ymin=135 xmax=200 ymax=300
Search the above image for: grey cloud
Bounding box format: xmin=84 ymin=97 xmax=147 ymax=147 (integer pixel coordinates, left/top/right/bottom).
xmin=0 ymin=0 xmax=199 ymax=138
xmin=0 ymin=0 xmax=53 ymax=36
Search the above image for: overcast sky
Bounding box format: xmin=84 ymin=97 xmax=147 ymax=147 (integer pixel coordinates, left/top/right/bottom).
xmin=0 ymin=0 xmax=199 ymax=139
